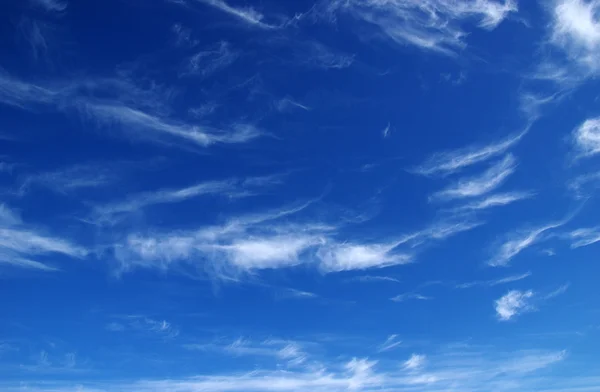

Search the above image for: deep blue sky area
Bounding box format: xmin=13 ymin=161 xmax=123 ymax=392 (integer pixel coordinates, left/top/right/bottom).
xmin=1 ymin=0 xmax=600 ymax=391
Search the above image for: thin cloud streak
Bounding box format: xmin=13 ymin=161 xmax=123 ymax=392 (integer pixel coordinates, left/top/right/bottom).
xmin=431 ymin=154 xmax=517 ymax=201
xmin=191 ymin=0 xmax=280 ymax=29
xmin=456 ymin=272 xmax=532 ymax=289
xmin=414 ymin=129 xmax=526 ymax=177
xmin=451 ymin=192 xmax=533 ymax=212
xmin=489 ymin=220 xmax=567 ymax=267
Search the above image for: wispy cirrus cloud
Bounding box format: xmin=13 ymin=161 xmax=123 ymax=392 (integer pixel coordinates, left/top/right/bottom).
xmin=390 ymin=292 xmax=432 ymax=302
xmin=30 ymin=0 xmax=67 ymax=12
xmin=489 ymin=220 xmax=566 ymax=266
xmin=183 ymin=41 xmax=239 ymax=77
xmin=377 ymin=334 xmax=401 ymax=352
xmin=569 ymin=226 xmax=600 ymax=248
xmin=185 ymin=338 xmax=307 ymax=367
xmin=403 ymin=354 xmax=427 ymax=370
xmin=189 ymin=0 xmax=280 ymax=29
xmin=3 ymin=347 xmax=571 ymax=392
xmin=451 ymin=191 xmax=533 ymax=212
xmin=326 ymin=0 xmax=517 ymax=56
xmin=456 ymin=272 xmax=532 ymax=289
xmin=0 ymin=203 xmax=87 ymax=271
xmin=93 ymin=175 xmax=280 ymax=224
xmin=430 ymin=154 xmax=517 ymax=201
xmin=300 ymin=42 xmax=355 ymax=70
xmin=0 ymin=71 xmax=261 ymax=149
xmin=107 ymin=315 xmax=179 ymax=339
xmin=495 ymin=289 xmax=534 ymax=321
xmin=413 ymin=129 xmax=526 ymax=177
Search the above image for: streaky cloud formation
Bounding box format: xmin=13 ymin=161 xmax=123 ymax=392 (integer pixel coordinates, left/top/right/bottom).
xmin=317 ymin=242 xmax=412 ymax=272
xmin=455 ymin=271 xmax=532 ymax=289
xmin=30 ymin=0 xmax=67 ymax=12
xmin=495 ymin=289 xmax=534 ymax=321
xmin=190 ymin=0 xmax=280 ymax=29
xmin=430 ymin=154 xmax=517 ymax=201
xmin=489 ymin=220 xmax=566 ymax=266
xmin=403 ymin=353 xmax=426 ymax=370
xmin=377 ymin=334 xmax=401 ymax=352
xmin=413 ymin=129 xmax=526 ymax=177
xmin=390 ymin=292 xmax=432 ymax=302
xmin=569 ymin=226 xmax=600 ymax=248
xmin=326 ymin=0 xmax=517 ymax=55
xmin=451 ymin=191 xmax=533 ymax=212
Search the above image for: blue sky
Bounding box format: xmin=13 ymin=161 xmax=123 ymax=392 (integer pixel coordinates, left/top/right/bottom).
xmin=1 ymin=0 xmax=600 ymax=390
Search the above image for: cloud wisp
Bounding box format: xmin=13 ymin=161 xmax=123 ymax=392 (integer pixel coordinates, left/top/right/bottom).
xmin=431 ymin=154 xmax=517 ymax=201
xmin=0 ymin=205 xmax=87 ymax=271
xmin=450 ymin=192 xmax=533 ymax=212
xmin=326 ymin=0 xmax=517 ymax=56
xmin=190 ymin=0 xmax=281 ymax=29
xmin=568 ymin=226 xmax=600 ymax=248
xmin=456 ymin=272 xmax=532 ymax=289
xmin=107 ymin=315 xmax=179 ymax=339
xmin=413 ymin=129 xmax=526 ymax=177
xmin=377 ymin=335 xmax=402 ymax=352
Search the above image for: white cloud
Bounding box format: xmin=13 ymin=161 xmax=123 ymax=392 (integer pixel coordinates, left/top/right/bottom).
xmin=403 ymin=354 xmax=426 ymax=370
xmin=186 ymin=338 xmax=307 ymax=367
xmin=108 ymin=315 xmax=179 ymax=338
xmin=414 ymin=129 xmax=526 ymax=176
xmin=495 ymin=290 xmax=534 ymax=321
xmin=546 ymin=0 xmax=600 ymax=80
xmin=317 ymin=242 xmax=412 ymax=272
xmin=382 ymin=122 xmax=391 ymax=138
xmin=0 ymin=218 xmax=87 ymax=271
xmin=456 ymin=272 xmax=532 ymax=289
xmin=545 ymin=283 xmax=570 ymax=299
xmin=183 ymin=41 xmax=238 ymax=77
xmin=0 ymin=347 xmax=572 ymax=392
xmin=431 ymin=154 xmax=517 ymax=201
xmin=275 ymin=97 xmax=310 ymax=112
xmin=377 ymin=335 xmax=402 ymax=352
xmin=30 ymin=0 xmax=67 ymax=12
xmin=351 ymin=275 xmax=400 ymax=283
xmin=452 ymin=191 xmax=533 ymax=211
xmin=327 ymin=0 xmax=517 ymax=56
xmin=390 ymin=293 xmax=432 ymax=302
xmin=82 ymin=103 xmax=261 ymax=148
xmin=572 ymin=117 xmax=600 ymax=158
xmin=0 ymin=71 xmax=260 ymax=149
xmin=218 ymin=235 xmax=322 ymax=270
xmin=301 ymin=42 xmax=355 ymax=69
xmin=569 ymin=226 xmax=600 ymax=248
xmin=489 ymin=221 xmax=565 ymax=266
xmin=191 ymin=0 xmax=279 ymax=29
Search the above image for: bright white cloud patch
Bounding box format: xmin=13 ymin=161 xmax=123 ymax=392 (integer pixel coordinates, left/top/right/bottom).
xmin=317 ymin=242 xmax=412 ymax=272
xmin=549 ymin=0 xmax=600 ymax=78
xmin=572 ymin=117 xmax=600 ymax=157
xmin=495 ymin=290 xmax=534 ymax=321
xmin=403 ymin=353 xmax=427 ymax=370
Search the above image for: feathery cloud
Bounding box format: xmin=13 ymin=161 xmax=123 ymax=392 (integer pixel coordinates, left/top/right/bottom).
xmin=191 ymin=0 xmax=279 ymax=29
xmin=431 ymin=154 xmax=517 ymax=201
xmin=183 ymin=41 xmax=239 ymax=77
xmin=414 ymin=129 xmax=526 ymax=177
xmin=495 ymin=290 xmax=534 ymax=321
xmin=489 ymin=221 xmax=565 ymax=266
xmin=30 ymin=0 xmax=67 ymax=12
xmin=390 ymin=292 xmax=432 ymax=302
xmin=107 ymin=315 xmax=179 ymax=339
xmin=377 ymin=335 xmax=402 ymax=352
xmin=569 ymin=226 xmax=600 ymax=248
xmin=327 ymin=0 xmax=517 ymax=55
xmin=403 ymin=354 xmax=426 ymax=370
xmin=301 ymin=42 xmax=355 ymax=69
xmin=572 ymin=117 xmax=600 ymax=158
xmin=456 ymin=272 xmax=532 ymax=289
xmin=451 ymin=191 xmax=533 ymax=212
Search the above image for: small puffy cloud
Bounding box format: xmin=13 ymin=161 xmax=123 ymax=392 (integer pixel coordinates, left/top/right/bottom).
xmin=495 ymin=290 xmax=534 ymax=321
xmin=572 ymin=117 xmax=600 ymax=158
